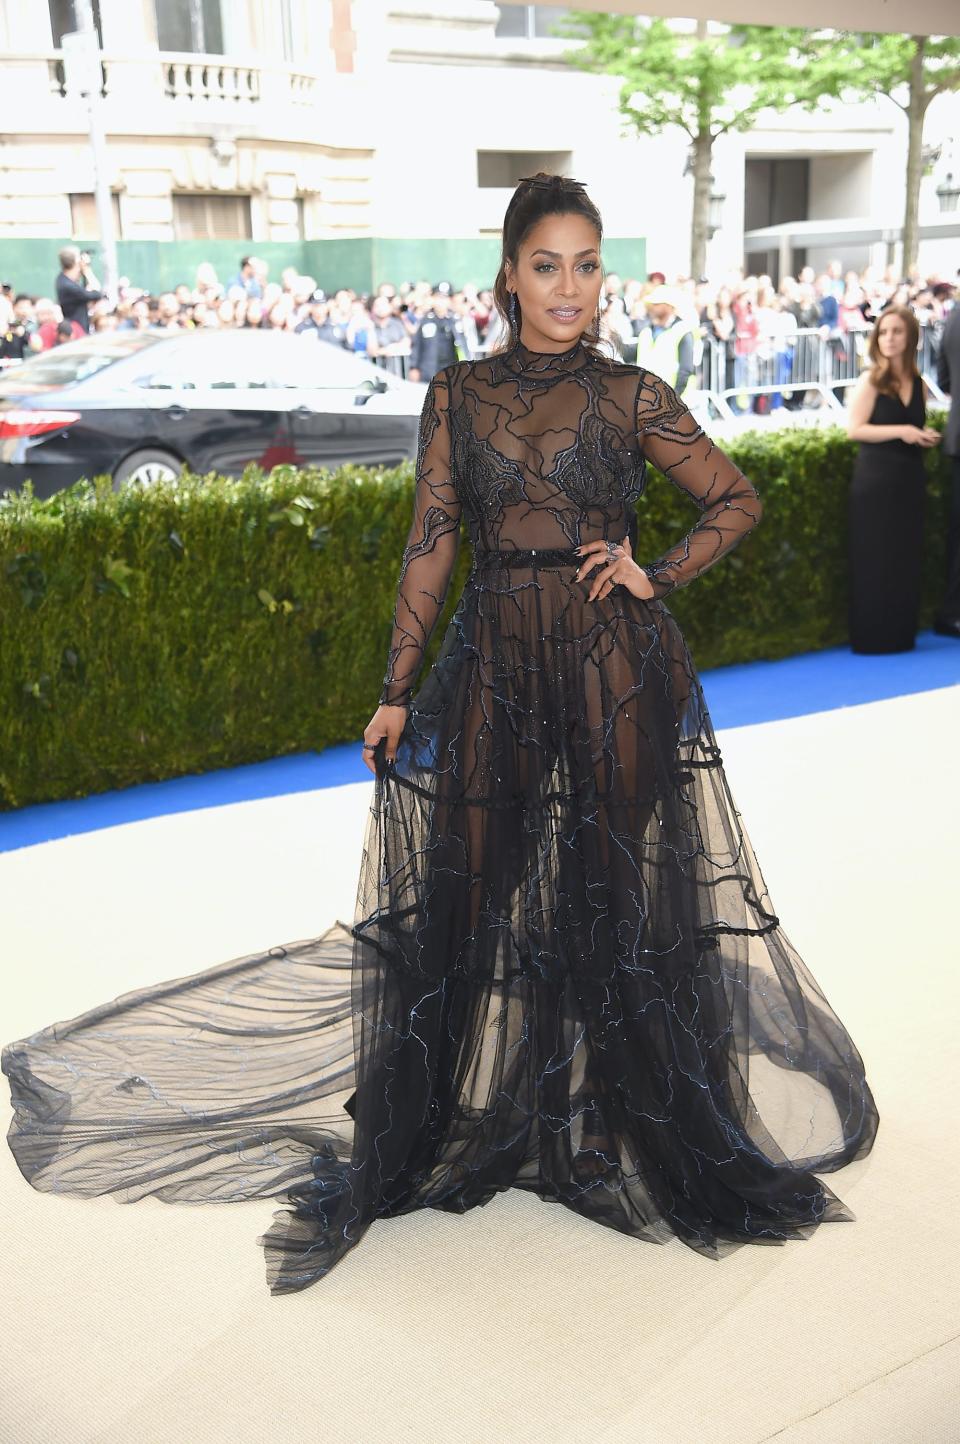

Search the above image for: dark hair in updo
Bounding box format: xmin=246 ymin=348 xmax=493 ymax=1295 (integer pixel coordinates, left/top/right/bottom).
xmin=490 ymin=172 xmax=606 ymax=361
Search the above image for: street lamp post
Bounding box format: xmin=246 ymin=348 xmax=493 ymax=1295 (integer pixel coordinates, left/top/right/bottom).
xmin=707 ymin=175 xmax=726 ymax=239
xmin=62 ymin=0 xmax=118 ymax=303
xmin=932 ymin=138 xmax=959 ymax=215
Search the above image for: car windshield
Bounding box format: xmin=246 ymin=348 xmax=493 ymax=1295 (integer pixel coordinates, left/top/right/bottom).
xmin=0 ymin=333 xmax=160 ymax=391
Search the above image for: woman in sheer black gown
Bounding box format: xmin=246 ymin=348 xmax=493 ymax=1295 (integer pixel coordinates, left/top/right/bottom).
xmin=845 ymin=304 xmax=940 ymax=653
xmin=3 ymin=175 xmax=879 ymax=1296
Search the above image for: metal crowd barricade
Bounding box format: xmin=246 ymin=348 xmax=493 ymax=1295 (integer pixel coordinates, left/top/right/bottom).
xmin=367 ymin=317 xmax=946 ymax=412
xmin=696 ymin=320 xmax=943 ymax=414
xmin=370 ymin=351 xmax=413 ymax=381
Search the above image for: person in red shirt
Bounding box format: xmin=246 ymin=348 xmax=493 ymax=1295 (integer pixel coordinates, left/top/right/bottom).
xmin=731 ymin=291 xmax=760 ymax=414
xmin=34 ymin=297 xmax=84 ymax=349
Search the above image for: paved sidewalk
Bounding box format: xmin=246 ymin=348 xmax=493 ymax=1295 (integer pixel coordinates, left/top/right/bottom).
xmin=1 ymin=682 xmax=956 ymax=1443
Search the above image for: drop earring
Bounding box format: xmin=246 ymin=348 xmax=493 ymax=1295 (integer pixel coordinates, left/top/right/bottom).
xmin=509 ymin=291 xmax=517 ymax=327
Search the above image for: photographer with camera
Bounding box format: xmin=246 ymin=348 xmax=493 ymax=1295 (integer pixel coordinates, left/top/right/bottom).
xmin=0 ymin=293 xmax=43 ymax=368
xmin=55 ymin=247 xmax=104 ymax=335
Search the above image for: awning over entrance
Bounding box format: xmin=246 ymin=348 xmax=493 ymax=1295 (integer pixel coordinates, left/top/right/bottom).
xmin=543 ymin=0 xmax=957 ymax=40
xmin=744 ymin=215 xmax=960 ymax=275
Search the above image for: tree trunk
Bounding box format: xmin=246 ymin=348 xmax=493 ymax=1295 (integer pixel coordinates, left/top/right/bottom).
xmin=689 ymin=19 xmax=713 ymax=280
xmin=690 ymin=129 xmax=713 ymax=280
xmin=902 ymin=36 xmax=929 ymax=276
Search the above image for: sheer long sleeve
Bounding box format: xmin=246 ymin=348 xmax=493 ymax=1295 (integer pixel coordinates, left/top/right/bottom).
xmin=636 ymin=371 xmax=763 ymax=601
xmin=379 ymin=368 xmax=462 ymax=707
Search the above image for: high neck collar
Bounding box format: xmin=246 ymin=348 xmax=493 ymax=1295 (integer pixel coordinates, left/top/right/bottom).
xmin=501 ymin=334 xmax=589 ymax=376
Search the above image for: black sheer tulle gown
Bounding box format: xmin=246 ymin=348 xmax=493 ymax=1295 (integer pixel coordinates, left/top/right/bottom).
xmin=848 ymin=374 xmax=927 ymax=653
xmin=3 ymin=336 xmax=879 ymax=1295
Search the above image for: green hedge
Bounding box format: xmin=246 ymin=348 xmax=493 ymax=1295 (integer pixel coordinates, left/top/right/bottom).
xmin=0 ymin=419 xmax=951 ymax=810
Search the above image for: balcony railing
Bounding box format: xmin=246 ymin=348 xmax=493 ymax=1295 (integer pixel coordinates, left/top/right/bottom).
xmin=12 ymin=52 xmax=319 ymax=109
xmin=163 ymin=57 xmax=261 ymax=102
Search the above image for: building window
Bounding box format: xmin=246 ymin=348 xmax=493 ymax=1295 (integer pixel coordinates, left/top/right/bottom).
xmin=477 ymin=151 xmax=574 ymax=188
xmin=49 ymin=0 xmax=103 ymax=46
xmin=172 ymin=193 xmax=252 ymax=240
xmin=69 ymin=191 xmax=122 ymax=239
xmin=155 ymin=0 xmax=224 ymax=54
xmin=494 ymin=5 xmax=573 ymax=39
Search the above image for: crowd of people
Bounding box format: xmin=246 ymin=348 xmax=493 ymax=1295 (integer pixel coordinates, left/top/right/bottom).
xmin=1 ymin=244 xmax=956 ymax=413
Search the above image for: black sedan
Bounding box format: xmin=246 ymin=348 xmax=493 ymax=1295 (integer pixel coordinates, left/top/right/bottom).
xmin=0 ymin=329 xmax=427 ymax=500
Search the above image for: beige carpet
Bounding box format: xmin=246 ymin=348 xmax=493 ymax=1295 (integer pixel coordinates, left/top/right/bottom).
xmin=2 ymin=685 xmax=957 ymax=1444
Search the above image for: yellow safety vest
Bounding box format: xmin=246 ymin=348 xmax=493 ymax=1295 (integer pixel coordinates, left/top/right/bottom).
xmin=635 ymin=319 xmax=697 ymax=400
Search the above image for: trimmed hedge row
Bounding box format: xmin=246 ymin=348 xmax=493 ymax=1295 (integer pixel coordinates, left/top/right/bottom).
xmin=0 ymin=419 xmax=951 ymax=810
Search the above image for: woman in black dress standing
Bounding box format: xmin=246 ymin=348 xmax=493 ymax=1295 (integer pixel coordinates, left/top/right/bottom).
xmin=846 ymin=304 xmax=941 ymax=653
xmin=3 ymin=175 xmax=880 ymax=1295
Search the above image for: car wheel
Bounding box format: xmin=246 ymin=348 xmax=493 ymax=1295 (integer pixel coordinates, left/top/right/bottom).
xmin=113 ymin=449 xmax=183 ymax=488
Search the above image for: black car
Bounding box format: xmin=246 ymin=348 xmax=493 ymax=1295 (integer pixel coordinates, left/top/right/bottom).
xmin=0 ymin=329 xmax=426 ymax=499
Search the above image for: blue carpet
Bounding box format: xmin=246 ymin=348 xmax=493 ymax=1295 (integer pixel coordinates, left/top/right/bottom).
xmin=2 ymin=629 xmax=957 ymax=855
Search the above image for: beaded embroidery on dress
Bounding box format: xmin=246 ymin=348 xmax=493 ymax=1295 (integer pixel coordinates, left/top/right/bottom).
xmin=2 ymin=335 xmax=879 ymax=1294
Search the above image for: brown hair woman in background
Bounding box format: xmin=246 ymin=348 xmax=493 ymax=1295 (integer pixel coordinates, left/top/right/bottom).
xmin=846 ymin=305 xmax=941 ymax=653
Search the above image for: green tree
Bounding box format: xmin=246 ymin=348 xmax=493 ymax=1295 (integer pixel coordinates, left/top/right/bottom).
xmin=552 ymin=14 xmax=839 ymax=278
xmin=800 ymin=33 xmax=960 ymax=272
xmin=551 ymin=15 xmax=960 ymax=280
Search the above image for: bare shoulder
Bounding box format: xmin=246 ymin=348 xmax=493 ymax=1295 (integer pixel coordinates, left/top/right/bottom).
xmin=844 ymin=369 xmax=878 ymax=431
xmin=847 ymin=370 xmax=877 ymax=413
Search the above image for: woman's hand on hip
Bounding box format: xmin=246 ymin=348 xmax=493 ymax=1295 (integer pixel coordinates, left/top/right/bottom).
xmin=574 ymin=535 xmax=656 ymax=602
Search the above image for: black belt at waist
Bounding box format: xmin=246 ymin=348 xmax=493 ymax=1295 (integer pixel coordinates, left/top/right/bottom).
xmin=471 ymin=540 xmax=626 ymax=570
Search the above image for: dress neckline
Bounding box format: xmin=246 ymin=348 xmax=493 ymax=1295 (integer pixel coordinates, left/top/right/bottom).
xmin=501 ymin=334 xmax=590 ymax=377
xmin=896 ymin=375 xmax=918 ymax=408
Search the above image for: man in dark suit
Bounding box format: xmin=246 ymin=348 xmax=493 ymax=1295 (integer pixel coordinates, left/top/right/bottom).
xmin=934 ymin=302 xmax=960 ymax=638
xmin=55 ymin=247 xmax=103 ymax=335
xmin=408 ymin=285 xmax=464 ymax=384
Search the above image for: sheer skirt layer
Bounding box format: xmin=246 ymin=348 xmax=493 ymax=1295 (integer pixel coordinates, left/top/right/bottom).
xmin=3 ymin=559 xmax=878 ymax=1294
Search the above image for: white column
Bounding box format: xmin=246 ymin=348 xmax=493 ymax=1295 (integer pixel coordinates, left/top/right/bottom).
xmin=254 ymin=0 xmax=287 ymax=60
xmin=97 ymin=0 xmax=164 ymax=107
xmin=779 ymin=232 xmax=793 ymax=284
